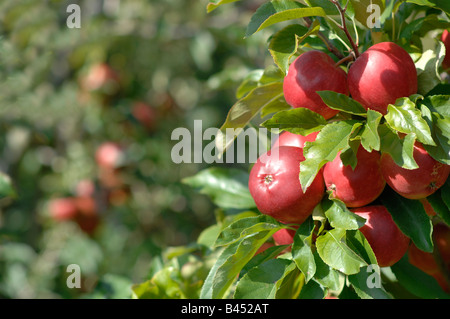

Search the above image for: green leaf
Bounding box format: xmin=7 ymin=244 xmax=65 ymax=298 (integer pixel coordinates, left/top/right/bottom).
xmin=298 ymin=278 xmax=326 ymax=299
xmin=360 ymin=110 xmax=383 ymax=152
xmin=313 ymin=252 xmax=344 ymax=291
xmin=379 ymin=187 xmax=433 ymax=253
xmin=405 ymin=0 xmax=450 ymax=15
xmin=241 ymin=244 xmax=290 ymax=277
xmin=322 ymin=197 xmax=366 ymax=230
xmin=420 ymin=104 xmax=450 ymax=165
xmin=316 ymin=228 xmax=368 ymax=275
xmin=299 ymin=120 xmax=362 ymax=192
xmin=245 ymin=1 xmax=326 ymax=37
xmin=441 ymin=179 xmax=450 ymax=212
xmin=316 ymin=91 xmax=367 ymax=116
xmin=291 ymin=216 xmax=316 ymax=282
xmin=391 ymin=254 xmax=450 ymax=299
xmin=234 ymin=258 xmax=296 ymax=299
xmin=268 ymin=21 xmax=320 ymax=74
xmin=182 ymin=167 xmax=256 ymax=209
xmin=349 ymin=0 xmax=385 ymax=28
xmin=214 ymin=215 xmax=282 ymax=247
xmin=206 ymin=0 xmax=240 ymax=13
xmin=421 ymin=95 xmax=450 ymax=117
xmin=378 ymin=124 xmax=418 ymax=169
xmin=415 ymin=41 xmax=446 ymax=95
xmin=132 ymin=267 xmax=187 ymax=299
xmin=0 ymin=172 xmax=16 ymax=199
xmin=200 ymin=230 xmax=280 ymax=299
xmin=261 ymin=107 xmax=327 ymax=136
xmin=348 ymin=266 xmax=393 ymax=299
xmin=385 ymin=98 xmax=435 ymax=146
xmin=427 ymin=190 xmax=450 ymax=226
xmin=216 ymin=82 xmax=285 ymax=157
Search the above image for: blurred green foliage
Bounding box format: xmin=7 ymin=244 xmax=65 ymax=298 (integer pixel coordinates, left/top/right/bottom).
xmin=0 ymin=0 xmax=270 ymax=298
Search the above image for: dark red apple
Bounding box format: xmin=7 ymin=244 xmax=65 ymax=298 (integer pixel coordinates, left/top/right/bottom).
xmin=248 ymin=146 xmax=325 ymax=225
xmin=323 ymin=145 xmax=385 ymax=207
xmin=348 ymin=42 xmax=417 ymax=115
xmin=272 ymin=131 xmax=319 ymax=149
xmin=283 ymin=50 xmax=349 ymax=120
xmin=380 ymin=142 xmax=450 ymax=199
xmin=351 ymin=205 xmax=410 ymax=267
xmin=442 ymin=30 xmax=450 ymax=70
xmin=273 ymin=227 xmax=297 ymax=246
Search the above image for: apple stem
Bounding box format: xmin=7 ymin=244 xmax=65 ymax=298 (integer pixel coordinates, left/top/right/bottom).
xmin=334 ymin=54 xmax=355 ymax=67
xmin=303 ymin=17 xmax=345 ymax=60
xmin=329 ymin=0 xmax=360 ymax=58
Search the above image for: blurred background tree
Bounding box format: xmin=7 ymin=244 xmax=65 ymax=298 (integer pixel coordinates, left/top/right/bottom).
xmin=0 ymin=0 xmax=271 ymax=298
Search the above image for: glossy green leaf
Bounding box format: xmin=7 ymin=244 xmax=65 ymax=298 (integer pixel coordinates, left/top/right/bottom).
xmin=322 ymin=197 xmax=366 ymax=230
xmin=385 ymin=98 xmax=435 ymax=146
xmin=391 ymin=254 xmax=450 ymax=299
xmin=234 ymin=258 xmax=295 ymax=299
xmin=299 ymin=120 xmax=361 ymax=192
xmin=261 ymin=107 xmax=327 ymax=135
xmin=415 ymin=41 xmax=446 ymax=95
xmin=427 ymin=190 xmax=450 ymax=226
xmin=348 ymin=265 xmax=393 ymax=299
xmin=378 ymin=124 xmax=418 ymax=169
xmin=291 ymin=216 xmax=316 ymax=282
xmin=360 ymin=110 xmax=383 ymax=152
xmin=420 ymin=104 xmax=450 ymax=165
xmin=316 ymin=228 xmax=368 ymax=275
xmin=182 ymin=167 xmax=256 ymax=209
xmin=245 ymin=1 xmax=326 ymax=37
xmin=317 ymin=91 xmax=367 ymax=116
xmin=313 ymin=252 xmax=344 ymax=291
xmin=379 ymin=187 xmax=433 ymax=253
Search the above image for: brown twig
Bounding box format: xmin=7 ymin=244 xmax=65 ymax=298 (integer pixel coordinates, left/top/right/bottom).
xmin=303 ymin=17 xmax=345 ymax=60
xmin=329 ymin=0 xmax=360 ymax=58
xmin=334 ymin=53 xmax=355 ymax=67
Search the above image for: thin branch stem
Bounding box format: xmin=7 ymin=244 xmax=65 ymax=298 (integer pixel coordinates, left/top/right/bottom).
xmin=303 ymin=17 xmax=345 ymax=59
xmin=334 ymin=54 xmax=355 ymax=67
xmin=329 ymin=0 xmax=360 ymax=58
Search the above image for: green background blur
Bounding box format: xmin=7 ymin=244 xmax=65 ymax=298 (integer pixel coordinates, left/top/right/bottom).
xmin=0 ymin=0 xmax=272 ymax=298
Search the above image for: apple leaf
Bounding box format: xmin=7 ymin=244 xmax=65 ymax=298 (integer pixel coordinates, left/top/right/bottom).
xmin=415 ymin=41 xmax=446 ymax=95
xmin=378 ymin=124 xmax=418 ymax=169
xmin=316 ymin=228 xmax=368 ymax=275
xmin=317 ymin=91 xmax=367 ymax=116
xmin=206 ymin=0 xmax=240 ymax=13
xmin=269 ymin=21 xmax=320 ymax=74
xmin=420 ymin=95 xmax=450 ymax=117
xmin=234 ymin=258 xmax=296 ymax=299
xmin=299 ymin=120 xmax=362 ymax=192
xmin=214 ymin=215 xmax=283 ymax=247
xmin=291 ymin=216 xmax=316 ymax=282
xmin=420 ymin=104 xmax=450 ymax=165
xmin=261 ymin=107 xmax=327 ymax=136
xmin=215 ymin=82 xmax=285 ymax=157
xmin=182 ymin=167 xmax=256 ymax=209
xmin=348 ymin=266 xmax=393 ymax=299
xmin=441 ymin=179 xmax=450 ymax=214
xmin=385 ymin=97 xmax=435 ymax=146
xmin=427 ymin=190 xmax=450 ymax=226
xmin=245 ymin=1 xmax=326 ymax=37
xmin=360 ymin=109 xmax=383 ymax=152
xmin=379 ymin=187 xmax=433 ymax=253
xmin=391 ymin=255 xmax=450 ymax=299
xmin=312 ymin=252 xmax=344 ymax=292
xmin=322 ymin=196 xmax=366 ymax=230
xmin=405 ymin=0 xmax=450 ymax=15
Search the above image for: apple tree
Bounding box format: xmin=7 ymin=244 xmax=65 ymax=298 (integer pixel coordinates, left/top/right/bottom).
xmin=134 ymin=0 xmax=450 ymax=299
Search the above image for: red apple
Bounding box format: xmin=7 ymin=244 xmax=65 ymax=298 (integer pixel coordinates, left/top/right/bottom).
xmin=348 ymin=42 xmax=417 ymax=115
xmin=95 ymin=142 xmax=124 ymax=169
xmin=273 ymin=227 xmax=297 ymax=246
xmin=48 ymin=198 xmax=78 ymax=221
xmin=283 ymin=50 xmax=349 ymax=120
xmin=351 ymin=205 xmax=410 ymax=267
xmin=380 ymin=142 xmax=450 ymax=199
xmin=132 ymin=101 xmax=157 ymax=130
xmin=442 ymin=30 xmax=450 ymax=70
xmin=272 ymin=131 xmax=319 ymax=149
xmin=80 ymin=63 xmax=120 ymax=94
xmin=323 ymin=145 xmax=385 ymax=207
xmin=74 ymin=197 xmax=100 ymax=234
xmin=248 ymin=146 xmax=325 ymax=225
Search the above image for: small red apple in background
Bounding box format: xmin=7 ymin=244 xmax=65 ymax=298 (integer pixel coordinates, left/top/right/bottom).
xmin=248 ymin=146 xmax=325 ymax=225
xmin=351 ymin=205 xmax=410 ymax=267
xmin=348 ymin=42 xmax=417 ymax=115
xmin=79 ymin=63 xmax=120 ymax=94
xmin=419 ymin=198 xmax=437 ymax=217
xmin=273 ymin=227 xmax=297 ymax=246
xmin=75 ymin=179 xmax=96 ymax=198
xmin=380 ymin=142 xmax=450 ymax=199
xmin=442 ymin=30 xmax=450 ymax=70
xmin=283 ymin=50 xmax=348 ymax=120
xmin=95 ymin=142 xmax=124 ymax=169
xmin=323 ymin=145 xmax=385 ymax=207
xmin=48 ymin=198 xmax=78 ymax=221
xmin=132 ymin=101 xmax=157 ymax=131
xmin=272 ymin=131 xmax=319 ymax=149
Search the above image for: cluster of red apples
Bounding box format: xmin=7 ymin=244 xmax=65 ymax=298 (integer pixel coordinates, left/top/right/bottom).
xmin=249 ymin=40 xmax=450 ymax=289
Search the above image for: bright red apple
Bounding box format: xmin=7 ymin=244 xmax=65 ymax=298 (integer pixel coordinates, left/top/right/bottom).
xmin=48 ymin=198 xmax=78 ymax=221
xmin=272 ymin=131 xmax=319 ymax=149
xmin=323 ymin=145 xmax=385 ymax=207
xmin=283 ymin=50 xmax=349 ymax=120
xmin=348 ymin=42 xmax=417 ymax=115
xmin=248 ymin=146 xmax=325 ymax=224
xmin=380 ymin=142 xmax=450 ymax=199
xmin=351 ymin=205 xmax=410 ymax=267
xmin=95 ymin=142 xmax=124 ymax=169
